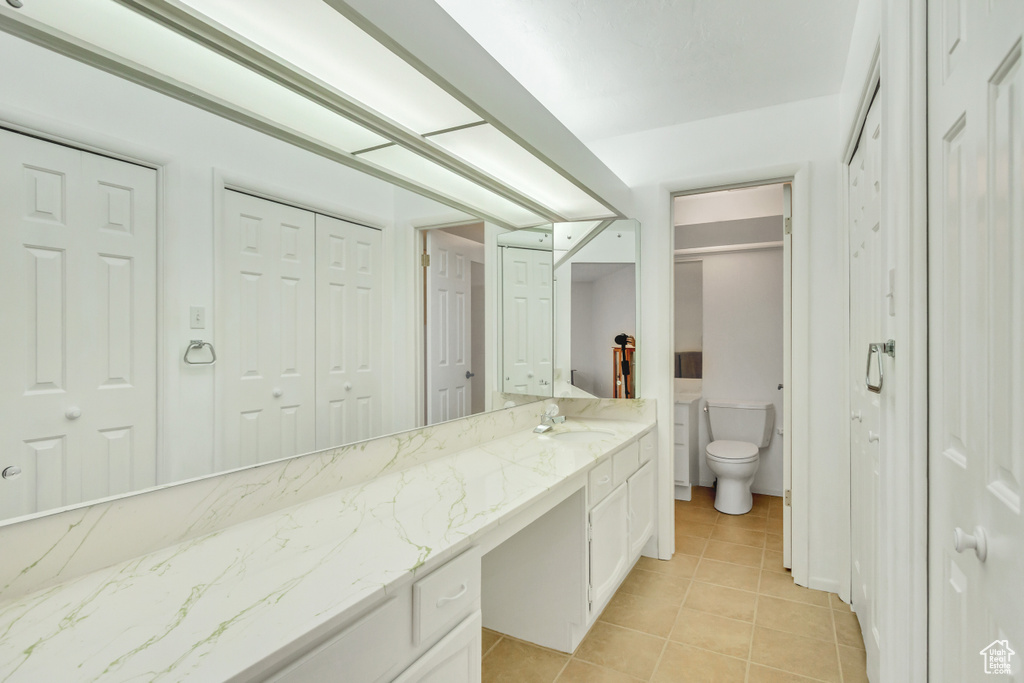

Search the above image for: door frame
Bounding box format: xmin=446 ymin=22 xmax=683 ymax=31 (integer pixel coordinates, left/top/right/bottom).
xmin=839 ymin=0 xmax=929 ymax=676
xmin=669 ymin=167 xmax=807 ymax=585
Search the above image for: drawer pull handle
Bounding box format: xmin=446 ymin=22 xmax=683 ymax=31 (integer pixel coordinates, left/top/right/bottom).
xmin=436 ymin=583 xmax=467 ymax=607
xmin=598 ymin=476 xmax=611 ymax=485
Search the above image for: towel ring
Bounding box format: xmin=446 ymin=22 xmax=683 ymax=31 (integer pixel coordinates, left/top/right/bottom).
xmin=184 ymin=339 xmax=217 ymax=365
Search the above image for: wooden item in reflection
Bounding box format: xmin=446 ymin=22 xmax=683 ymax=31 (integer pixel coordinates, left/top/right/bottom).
xmin=612 ymin=346 xmax=635 ymax=399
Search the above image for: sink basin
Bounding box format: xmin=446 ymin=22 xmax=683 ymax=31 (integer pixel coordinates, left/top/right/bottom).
xmin=548 ymin=430 xmax=615 ymax=443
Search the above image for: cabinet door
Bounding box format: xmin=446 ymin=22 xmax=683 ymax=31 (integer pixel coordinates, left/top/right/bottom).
xmin=393 ymin=611 xmax=481 ymax=683
xmin=628 ymin=461 xmax=655 ymax=558
xmin=589 ymin=483 xmax=629 ymax=615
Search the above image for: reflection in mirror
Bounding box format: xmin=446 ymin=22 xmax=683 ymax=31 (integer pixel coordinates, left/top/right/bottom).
xmin=553 ymin=219 xmax=640 ymax=399
xmin=497 ymin=227 xmax=554 ymax=398
xmin=0 ymin=9 xmax=552 ymax=523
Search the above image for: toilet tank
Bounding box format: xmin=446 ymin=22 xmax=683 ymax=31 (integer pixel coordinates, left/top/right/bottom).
xmin=705 ymin=400 xmax=775 ymax=447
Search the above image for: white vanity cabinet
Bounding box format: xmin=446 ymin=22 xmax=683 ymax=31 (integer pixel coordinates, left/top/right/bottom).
xmin=673 ymin=398 xmax=700 ymax=488
xmin=587 ymin=433 xmax=657 ymax=618
xmin=268 ymin=548 xmax=481 ymax=683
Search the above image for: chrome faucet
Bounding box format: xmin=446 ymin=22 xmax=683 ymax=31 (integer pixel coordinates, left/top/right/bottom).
xmin=534 ymin=404 xmax=565 ymax=433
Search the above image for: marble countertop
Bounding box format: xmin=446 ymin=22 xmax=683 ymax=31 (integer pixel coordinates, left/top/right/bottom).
xmin=0 ymin=417 xmax=652 ymax=682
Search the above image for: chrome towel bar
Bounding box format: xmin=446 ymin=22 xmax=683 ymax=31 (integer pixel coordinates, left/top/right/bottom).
xmin=184 ymin=339 xmax=217 ymax=365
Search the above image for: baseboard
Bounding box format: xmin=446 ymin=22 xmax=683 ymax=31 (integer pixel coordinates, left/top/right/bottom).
xmin=674 ymin=484 xmax=692 ymax=501
xmin=806 ymin=575 xmax=841 ymax=595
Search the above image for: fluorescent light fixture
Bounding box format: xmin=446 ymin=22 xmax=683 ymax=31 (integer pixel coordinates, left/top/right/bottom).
xmin=11 ymin=0 xmax=388 ymax=153
xmin=360 ymin=145 xmax=544 ymax=228
xmin=176 ymin=0 xmax=483 ymax=136
xmin=429 ymin=124 xmax=613 ymax=220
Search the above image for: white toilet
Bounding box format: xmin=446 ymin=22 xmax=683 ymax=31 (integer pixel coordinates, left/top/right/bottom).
xmin=704 ymin=400 xmax=775 ymax=515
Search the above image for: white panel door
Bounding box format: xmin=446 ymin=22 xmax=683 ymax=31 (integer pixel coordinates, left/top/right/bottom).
xmin=0 ymin=129 xmax=157 ymax=520
xmin=220 ymin=191 xmax=316 ymax=469
xmin=588 ymin=483 xmax=629 ymax=617
xmin=928 ymin=1 xmax=1024 ymax=679
xmin=426 ymin=230 xmax=474 ymax=424
xmin=627 ymin=460 xmax=655 ymax=558
xmin=315 ymin=214 xmax=382 ymax=448
xmin=848 ymin=93 xmax=883 ymax=680
xmin=501 ymin=247 xmax=552 ymax=395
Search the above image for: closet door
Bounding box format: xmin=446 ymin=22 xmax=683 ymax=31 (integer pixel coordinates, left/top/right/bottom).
xmin=220 ymin=191 xmax=316 ymax=468
xmin=0 ymin=129 xmax=157 ymax=519
xmin=315 ymin=214 xmax=382 ymax=448
xmin=501 ymin=247 xmax=552 ymax=395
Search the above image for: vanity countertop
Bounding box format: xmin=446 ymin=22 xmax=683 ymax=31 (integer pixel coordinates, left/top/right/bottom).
xmin=0 ymin=416 xmax=653 ymax=682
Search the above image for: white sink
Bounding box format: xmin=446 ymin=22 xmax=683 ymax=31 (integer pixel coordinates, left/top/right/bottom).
xmin=548 ymin=430 xmax=615 ymax=443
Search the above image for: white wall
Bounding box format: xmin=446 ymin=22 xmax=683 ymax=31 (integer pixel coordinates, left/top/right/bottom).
xmin=692 ymin=249 xmax=784 ymax=495
xmin=0 ymin=31 xmax=455 ymax=484
xmin=673 ymin=262 xmax=703 ymax=353
xmin=590 ymin=94 xmax=845 ymax=590
xmin=570 ymin=265 xmax=636 ymax=398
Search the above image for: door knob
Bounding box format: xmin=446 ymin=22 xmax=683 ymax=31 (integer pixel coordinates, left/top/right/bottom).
xmin=465 ymin=371 xmax=475 ymax=379
xmin=65 ymin=407 xmax=82 ymax=420
xmin=527 ymin=371 xmax=534 ymax=378
xmin=344 ymin=382 xmax=353 ymax=391
xmin=851 ymin=410 xmax=862 ymax=422
xmin=953 ymin=526 xmax=988 ymax=562
xmin=272 ymin=388 xmax=283 ymax=398
xmin=2 ymin=466 xmax=21 ymax=480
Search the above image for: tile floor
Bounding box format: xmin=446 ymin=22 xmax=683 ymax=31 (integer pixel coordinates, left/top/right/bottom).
xmin=482 ymin=486 xmax=868 ymax=683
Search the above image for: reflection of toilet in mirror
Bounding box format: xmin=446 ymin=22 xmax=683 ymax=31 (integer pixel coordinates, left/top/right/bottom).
xmin=704 ymin=400 xmax=775 ymax=514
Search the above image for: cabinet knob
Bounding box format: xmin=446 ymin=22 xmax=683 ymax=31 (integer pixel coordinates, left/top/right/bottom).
xmin=953 ymin=526 xmax=988 ymax=562
xmin=272 ymin=388 xmax=283 ymax=398
xmin=65 ymin=407 xmax=82 ymax=420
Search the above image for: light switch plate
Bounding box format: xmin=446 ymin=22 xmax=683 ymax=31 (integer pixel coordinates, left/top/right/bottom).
xmin=190 ymin=306 xmax=206 ymax=329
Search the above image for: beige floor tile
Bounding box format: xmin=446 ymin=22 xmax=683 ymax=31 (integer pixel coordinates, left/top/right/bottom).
xmin=833 ymin=611 xmax=866 ymax=649
xmin=755 ymin=595 xmax=835 ymax=642
xmin=652 ymin=642 xmax=746 ymax=683
xmin=669 ymin=607 xmax=753 ymax=659
xmin=690 ymin=486 xmax=718 ymax=506
xmin=482 ymin=629 xmax=502 ymax=657
xmin=574 ymin=622 xmax=666 ymax=681
xmin=703 ymin=540 xmax=765 ymax=568
xmin=749 ymin=494 xmax=772 ymax=518
xmin=482 ymin=637 xmax=569 ymax=683
xmin=765 ymin=533 xmax=784 ymax=553
xmin=676 ymin=506 xmax=720 ymax=526
xmin=555 ymin=659 xmax=643 ymax=683
xmin=746 ymin=664 xmax=824 ymax=682
xmin=839 ymin=644 xmax=870 ymax=682
xmin=750 ymin=627 xmax=841 ymax=683
xmin=769 ymin=495 xmax=784 ymax=512
xmin=618 ymin=568 xmax=691 ymax=603
xmin=599 ymin=590 xmax=681 ymax=637
xmin=636 ymin=553 xmax=700 ymax=579
xmin=695 ymin=558 xmax=762 ymax=592
xmin=685 ymin=582 xmax=757 ymax=622
xmin=829 ymin=593 xmax=852 ymax=612
xmin=675 ymin=534 xmax=708 ymax=557
xmin=762 ymin=550 xmax=788 ymax=574
xmin=767 ymin=514 xmax=784 ymax=535
xmin=758 ymin=571 xmax=830 ymax=607
xmin=715 ymin=512 xmax=769 ymax=531
xmin=676 ymin=520 xmax=715 ymax=539
xmin=711 ymin=525 xmax=768 ymax=548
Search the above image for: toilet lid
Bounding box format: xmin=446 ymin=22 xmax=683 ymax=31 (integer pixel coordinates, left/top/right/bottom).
xmin=707 ymin=440 xmax=759 ymax=461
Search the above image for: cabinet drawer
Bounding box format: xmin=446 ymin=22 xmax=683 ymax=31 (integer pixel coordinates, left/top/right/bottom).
xmin=588 ymin=458 xmax=614 ymax=507
xmin=673 ymin=403 xmax=691 ymax=423
xmin=413 ymin=548 xmax=480 ymax=646
xmin=639 ymin=433 xmax=655 ymax=466
xmin=613 ymin=442 xmax=640 ymax=487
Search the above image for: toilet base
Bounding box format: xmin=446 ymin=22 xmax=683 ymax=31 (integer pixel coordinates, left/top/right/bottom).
xmin=713 ymin=477 xmax=754 ymax=515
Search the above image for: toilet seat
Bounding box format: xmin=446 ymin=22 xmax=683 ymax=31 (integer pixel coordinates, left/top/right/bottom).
xmin=706 ymin=440 xmax=759 ymax=463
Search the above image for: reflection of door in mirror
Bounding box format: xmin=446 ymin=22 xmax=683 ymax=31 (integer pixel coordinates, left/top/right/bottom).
xmin=425 ymin=226 xmax=485 ymax=424
xmin=501 ymin=247 xmax=553 ymax=395
xmin=218 ymin=190 xmax=383 ymax=470
xmin=0 ymin=128 xmax=158 ymax=521
xmin=569 ymin=263 xmax=636 ymax=398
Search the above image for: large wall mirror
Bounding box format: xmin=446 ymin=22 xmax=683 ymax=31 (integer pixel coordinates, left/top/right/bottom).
xmin=0 ymin=3 xmax=564 ymax=523
xmin=553 ymin=219 xmax=641 ymax=399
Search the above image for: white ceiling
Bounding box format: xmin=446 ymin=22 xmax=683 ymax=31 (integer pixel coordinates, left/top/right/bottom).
xmin=434 ymin=0 xmax=859 ymax=143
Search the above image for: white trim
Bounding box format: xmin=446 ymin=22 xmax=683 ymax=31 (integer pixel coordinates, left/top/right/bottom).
xmin=666 ymin=167 xmax=809 ymax=584
xmin=673 ymin=241 xmax=783 ymax=259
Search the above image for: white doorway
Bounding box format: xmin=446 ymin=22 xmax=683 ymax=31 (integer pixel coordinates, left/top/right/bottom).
xmin=423 ymin=224 xmax=486 ymax=425
xmin=0 ymin=127 xmax=158 ymax=520
xmin=927 ymin=0 xmax=1024 ymax=678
